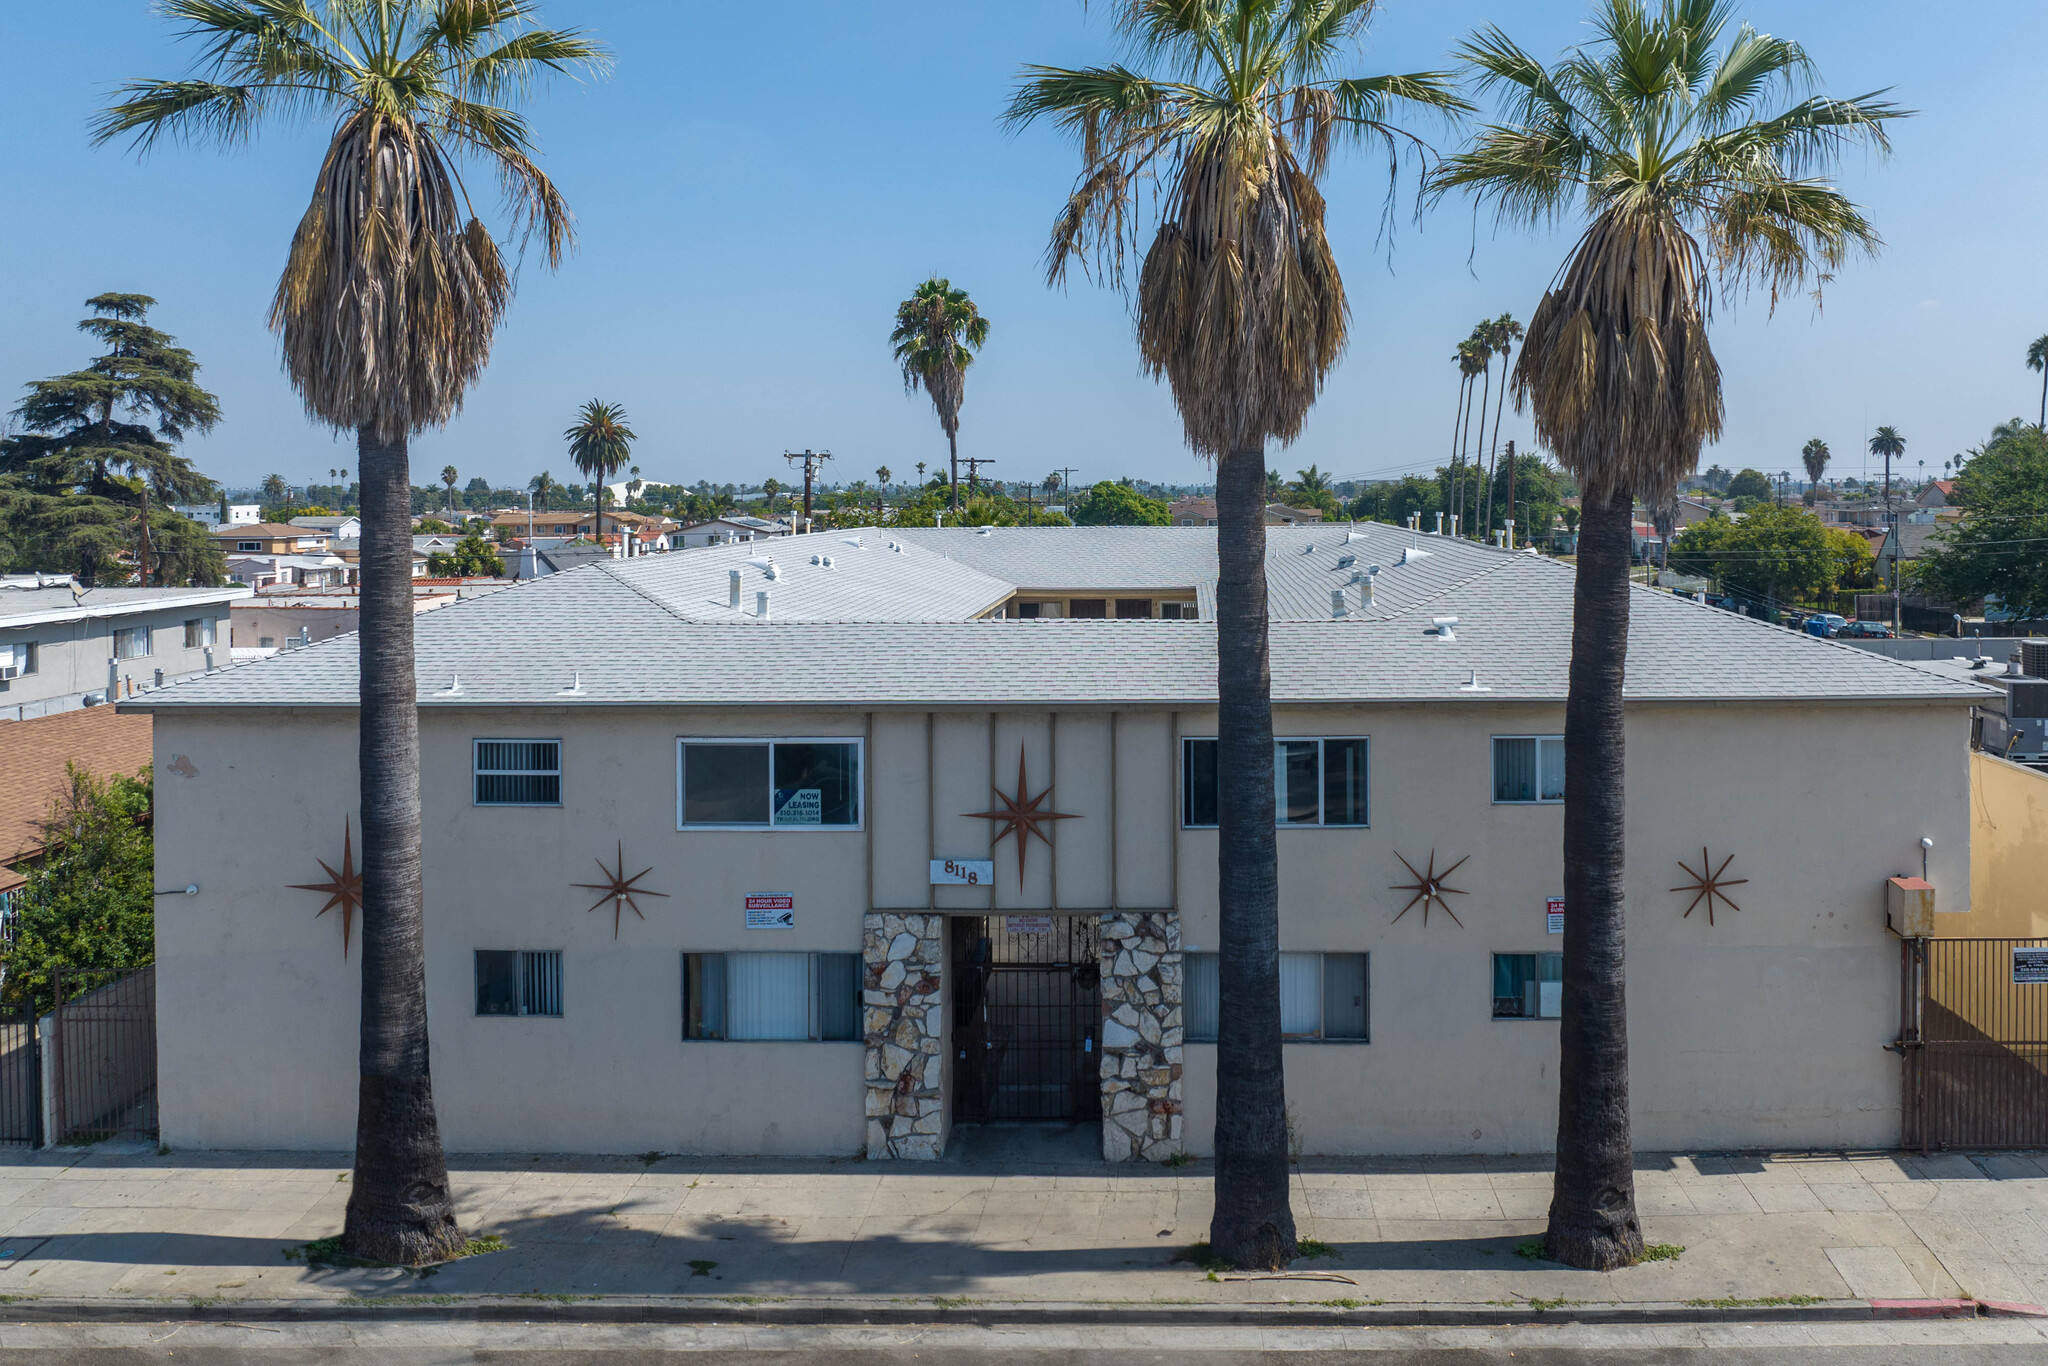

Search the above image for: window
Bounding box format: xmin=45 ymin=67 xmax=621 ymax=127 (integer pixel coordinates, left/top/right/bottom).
xmin=681 ymin=952 xmax=861 ymax=1040
xmin=474 ymin=739 xmax=562 ymax=806
xmin=1182 ymin=737 xmax=1368 ymax=827
xmin=1494 ymin=736 xmax=1565 ymax=803
xmin=1067 ymin=598 xmax=1107 ymax=619
xmin=182 ymin=618 xmax=216 ymax=650
xmin=1014 ymin=600 xmax=1060 ymax=619
xmin=112 ymin=625 xmax=151 ymax=659
xmin=5 ymin=642 xmax=35 ymax=677
xmin=258 ymin=636 xmax=275 ymax=649
xmin=1493 ymin=953 xmax=1563 ymax=1019
xmin=237 ymin=540 xmax=261 ymax=552
xmin=678 ymin=739 xmax=861 ymax=828
xmin=475 ymin=950 xmax=563 ymax=1017
xmin=1114 ymin=598 xmax=1153 ymax=619
xmin=1185 ymin=952 xmax=1368 ymax=1042
xmin=1159 ymin=601 xmax=1197 ymax=620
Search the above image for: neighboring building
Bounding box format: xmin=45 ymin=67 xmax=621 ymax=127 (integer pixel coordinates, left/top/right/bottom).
xmin=211 ymin=523 xmax=332 ymax=556
xmin=226 ymin=555 xmax=349 ymax=590
xmin=674 ymin=516 xmax=782 ymax=548
xmin=229 ymin=587 xmax=461 ymax=650
xmin=1875 ymin=516 xmax=1946 ymax=579
xmin=0 ymin=705 xmax=155 ymax=922
xmin=489 ymin=510 xmax=679 ymax=545
xmin=134 ymin=525 xmax=1989 ymax=1159
xmin=1168 ymin=497 xmax=1324 ymax=527
xmin=290 ymin=514 xmax=363 ymax=541
xmin=1917 ymin=480 xmax=1956 ymax=509
xmin=0 ymin=576 xmax=246 ymax=720
xmin=331 ymin=539 xmax=429 ymax=582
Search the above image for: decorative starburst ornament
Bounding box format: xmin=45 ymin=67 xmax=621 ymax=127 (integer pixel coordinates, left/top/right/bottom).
xmin=964 ymin=746 xmax=1077 ymax=888
xmin=1672 ymin=847 xmax=1747 ymax=925
xmin=1390 ymin=849 xmax=1469 ymax=927
xmin=572 ymin=842 xmax=670 ymax=938
xmin=289 ymin=818 xmax=364 ymax=958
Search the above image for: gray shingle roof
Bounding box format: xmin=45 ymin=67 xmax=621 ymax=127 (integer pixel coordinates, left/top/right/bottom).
xmin=124 ymin=525 xmax=1995 ymax=711
xmin=1 ymin=582 xmax=248 ymax=628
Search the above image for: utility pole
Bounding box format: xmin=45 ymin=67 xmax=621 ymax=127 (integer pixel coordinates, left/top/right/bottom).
xmin=961 ymin=454 xmax=996 ymax=495
xmin=1057 ymin=467 xmax=1079 ymax=505
xmin=784 ymin=449 xmax=833 ymax=532
xmin=1503 ymin=440 xmax=1516 ymax=550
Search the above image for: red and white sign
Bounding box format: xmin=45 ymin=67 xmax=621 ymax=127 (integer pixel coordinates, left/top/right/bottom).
xmin=745 ymin=892 xmax=795 ymax=930
xmin=1547 ymin=897 xmax=1565 ymax=935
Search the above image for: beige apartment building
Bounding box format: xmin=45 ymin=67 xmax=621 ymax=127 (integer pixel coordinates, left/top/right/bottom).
xmin=130 ymin=525 xmax=1991 ymax=1159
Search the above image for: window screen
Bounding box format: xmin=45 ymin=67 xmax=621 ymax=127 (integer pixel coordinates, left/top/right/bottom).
xmin=1493 ymin=953 xmax=1563 ymax=1019
xmin=473 ymin=740 xmax=562 ymax=806
xmin=1066 ymin=598 xmax=1107 ymax=618
xmin=113 ymin=626 xmax=151 ymax=659
xmin=680 ymin=741 xmax=860 ymax=827
xmin=1184 ymin=738 xmax=1368 ymax=827
xmin=1185 ymin=951 xmax=1367 ymax=1042
xmin=683 ymin=952 xmax=862 ymax=1040
xmin=1494 ymin=737 xmax=1565 ymax=803
xmin=1114 ymin=598 xmax=1153 ymax=619
xmin=474 ymin=950 xmax=562 ymax=1017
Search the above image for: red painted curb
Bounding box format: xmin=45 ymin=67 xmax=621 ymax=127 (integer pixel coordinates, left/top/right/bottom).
xmin=1977 ymin=1300 xmax=2048 ymax=1319
xmin=1869 ymin=1299 xmax=1977 ymax=1319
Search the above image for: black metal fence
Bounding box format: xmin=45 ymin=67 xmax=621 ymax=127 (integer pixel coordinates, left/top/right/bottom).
xmin=48 ymin=966 xmax=157 ymax=1145
xmin=1899 ymin=938 xmax=2048 ymax=1151
xmin=0 ymin=1002 xmax=40 ymax=1145
xmin=951 ymin=917 xmax=1101 ymax=1123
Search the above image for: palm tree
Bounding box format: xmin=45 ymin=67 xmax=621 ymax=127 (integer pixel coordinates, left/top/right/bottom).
xmin=99 ymin=0 xmax=605 ymax=1266
xmin=1454 ymin=338 xmax=1488 ymax=530
xmin=262 ymin=472 xmax=288 ymax=506
xmin=1480 ymin=313 xmax=1524 ymax=535
xmin=1870 ymin=426 xmax=1905 ymax=519
xmin=440 ymin=465 xmax=459 ymax=518
xmin=565 ymin=401 xmax=635 ymax=557
xmin=1801 ymin=438 xmax=1830 ymax=489
xmin=891 ymin=279 xmax=989 ymax=510
xmin=529 ymin=471 xmax=558 ymax=514
xmin=2027 ymin=335 xmax=2048 ymax=429
xmin=1429 ymin=0 xmax=1899 ymax=1269
xmin=1010 ymin=0 xmax=1465 ymax=1269
xmin=876 ymin=465 xmax=891 ymax=489
xmin=627 ymin=465 xmax=643 ymax=504
xmin=915 ymin=461 xmax=927 ymax=488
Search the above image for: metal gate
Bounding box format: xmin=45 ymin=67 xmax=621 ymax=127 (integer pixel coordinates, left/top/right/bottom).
xmin=951 ymin=916 xmax=1100 ymax=1123
xmin=0 ymin=1002 xmax=40 ymax=1145
xmin=49 ymin=966 xmax=158 ymax=1145
xmin=1897 ymin=938 xmax=2048 ymax=1150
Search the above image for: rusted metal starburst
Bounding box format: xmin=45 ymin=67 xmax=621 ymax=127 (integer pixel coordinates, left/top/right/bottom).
xmin=289 ymin=817 xmax=364 ymax=959
xmin=964 ymin=746 xmax=1077 ymax=888
xmin=572 ymin=841 xmax=670 ymax=938
xmin=1390 ymin=849 xmax=1469 ymax=927
xmin=1673 ymin=847 xmax=1747 ymax=925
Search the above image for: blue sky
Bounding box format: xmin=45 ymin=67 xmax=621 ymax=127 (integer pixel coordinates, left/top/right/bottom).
xmin=2 ymin=1 xmax=2043 ymax=495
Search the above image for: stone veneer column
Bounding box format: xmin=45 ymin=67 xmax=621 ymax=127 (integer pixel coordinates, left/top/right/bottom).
xmin=863 ymin=911 xmax=945 ymax=1160
xmin=1098 ymin=911 xmax=1183 ymax=1161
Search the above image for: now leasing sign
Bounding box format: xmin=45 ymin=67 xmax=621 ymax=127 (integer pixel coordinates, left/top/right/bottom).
xmin=745 ymin=893 xmax=795 ymax=930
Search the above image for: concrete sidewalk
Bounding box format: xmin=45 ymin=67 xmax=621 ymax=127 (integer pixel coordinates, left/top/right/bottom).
xmin=0 ymin=1132 xmax=2042 ymax=1319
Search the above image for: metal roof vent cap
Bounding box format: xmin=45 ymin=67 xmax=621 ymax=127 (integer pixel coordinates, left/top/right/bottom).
xmin=1330 ymin=588 xmax=1349 ymax=618
xmin=1459 ymin=670 xmax=1491 ymax=692
xmin=1432 ymin=616 xmax=1459 ymax=640
xmin=976 ymin=526 xmax=993 ymax=536
xmin=756 ymin=589 xmax=771 ymax=620
xmin=842 ymin=534 xmax=862 ymax=547
xmin=1337 ymin=553 xmax=1357 ymax=569
xmin=822 ymin=555 xmax=834 ymax=569
xmin=728 ymin=568 xmax=742 ymax=608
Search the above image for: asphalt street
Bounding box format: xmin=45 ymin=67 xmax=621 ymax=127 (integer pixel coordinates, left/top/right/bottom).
xmin=1 ymin=1320 xmax=2045 ymax=1364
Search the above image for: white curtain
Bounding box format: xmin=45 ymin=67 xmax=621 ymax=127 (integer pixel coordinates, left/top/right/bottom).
xmin=1279 ymin=953 xmax=1321 ymax=1036
xmin=726 ymin=953 xmax=810 ymax=1040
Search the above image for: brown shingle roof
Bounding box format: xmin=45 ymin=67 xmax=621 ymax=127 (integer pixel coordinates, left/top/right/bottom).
xmin=210 ymin=523 xmax=321 ymax=539
xmin=0 ymin=707 xmax=153 ymax=869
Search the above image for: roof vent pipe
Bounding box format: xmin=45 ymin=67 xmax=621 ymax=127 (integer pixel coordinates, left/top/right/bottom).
xmin=729 ymin=569 xmax=742 ymax=608
xmin=1434 ymin=512 xmax=1444 ymax=536
xmin=1361 ymin=573 xmax=1376 ymax=606
xmin=2011 ymin=652 xmax=2025 ymax=678
xmin=1330 ymin=588 xmax=1349 ymax=619
xmin=1433 ymin=616 xmax=1458 ymax=640
xmin=757 ymin=589 xmax=771 ymax=620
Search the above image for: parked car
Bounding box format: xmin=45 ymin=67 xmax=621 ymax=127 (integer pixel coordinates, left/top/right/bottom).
xmin=1802 ymin=613 xmax=1848 ymax=638
xmin=1838 ymin=620 xmax=1896 ymax=639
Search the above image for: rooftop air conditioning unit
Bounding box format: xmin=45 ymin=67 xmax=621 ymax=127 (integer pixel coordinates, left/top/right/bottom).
xmin=2022 ymin=639 xmax=2048 ymax=679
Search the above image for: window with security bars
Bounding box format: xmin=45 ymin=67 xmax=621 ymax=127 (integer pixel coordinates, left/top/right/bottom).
xmin=1182 ymin=737 xmax=1368 ymax=827
xmin=681 ymin=952 xmax=861 ymax=1041
xmin=475 ymin=950 xmax=563 ymax=1017
xmin=1185 ymin=952 xmax=1368 ymax=1042
xmin=473 ymin=739 xmax=562 ymax=806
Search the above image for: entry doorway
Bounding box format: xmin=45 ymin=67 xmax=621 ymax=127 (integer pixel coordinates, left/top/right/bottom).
xmin=950 ymin=916 xmax=1101 ymax=1124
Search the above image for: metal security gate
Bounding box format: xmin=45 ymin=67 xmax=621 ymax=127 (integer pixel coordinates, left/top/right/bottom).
xmin=0 ymin=1003 xmax=40 ymax=1145
xmin=49 ymin=966 xmax=157 ymax=1145
xmin=951 ymin=916 xmax=1100 ymax=1123
xmin=1898 ymin=938 xmax=2048 ymax=1150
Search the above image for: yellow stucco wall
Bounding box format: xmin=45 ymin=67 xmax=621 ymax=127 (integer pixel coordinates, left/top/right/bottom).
xmin=1968 ymin=751 xmax=2048 ymax=937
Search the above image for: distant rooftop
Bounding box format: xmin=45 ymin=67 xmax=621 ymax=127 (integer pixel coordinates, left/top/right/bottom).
xmin=1 ymin=579 xmax=248 ymax=629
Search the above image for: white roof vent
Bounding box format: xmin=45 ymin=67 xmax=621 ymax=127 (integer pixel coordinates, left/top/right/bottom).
xmin=1400 ymin=546 xmax=1431 ymax=566
xmin=1432 ymin=616 xmax=1459 ymax=640
xmin=821 ymin=555 xmax=835 ymax=569
xmin=747 ymin=556 xmax=779 ymax=579
xmin=841 ymin=535 xmax=862 ymax=548
xmin=1330 ymin=588 xmax=1349 ymax=619
xmin=976 ymin=526 xmax=993 ymax=536
xmin=1345 ymin=531 xmax=1368 ymax=543
xmin=1302 ymin=543 xmax=1315 ymax=555
xmin=1458 ymin=670 xmax=1491 ymax=692
xmin=809 ymin=554 xmax=822 ymax=565
xmin=1337 ymin=553 xmax=1357 ymax=569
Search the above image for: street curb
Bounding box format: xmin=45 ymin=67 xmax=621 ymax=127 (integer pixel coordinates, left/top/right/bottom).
xmin=0 ymin=1296 xmax=2014 ymax=1328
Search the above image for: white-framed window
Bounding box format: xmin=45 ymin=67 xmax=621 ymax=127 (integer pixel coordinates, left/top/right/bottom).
xmin=1159 ymin=601 xmax=1197 ymax=620
xmin=1493 ymin=736 xmax=1565 ymax=803
xmin=1493 ymin=952 xmax=1563 ymax=1019
xmin=677 ymin=738 xmax=862 ymax=829
xmin=473 ymin=739 xmax=563 ymax=806
xmin=1185 ymin=952 xmax=1368 ymax=1042
xmin=237 ymin=540 xmax=261 ymax=552
xmin=681 ymin=952 xmax=861 ymax=1040
xmin=182 ymin=617 xmax=216 ymax=650
xmin=112 ymin=625 xmax=151 ymax=659
xmin=1182 ymin=737 xmax=1368 ymax=828
xmin=475 ymin=950 xmax=563 ymax=1017
xmin=5 ymin=641 xmax=36 ymax=677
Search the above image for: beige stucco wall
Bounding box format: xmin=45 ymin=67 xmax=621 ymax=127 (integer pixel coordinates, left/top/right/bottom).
xmin=153 ymin=695 xmax=1971 ymax=1155
xmin=1967 ymin=751 xmax=2048 ymax=937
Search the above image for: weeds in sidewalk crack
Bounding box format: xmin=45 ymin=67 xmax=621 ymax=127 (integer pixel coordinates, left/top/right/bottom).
xmin=688 ymin=1260 xmax=718 ymax=1277
xmin=932 ymin=1295 xmax=976 ymax=1309
xmin=1174 ymin=1241 xmax=1231 ymax=1275
xmin=1514 ymin=1240 xmax=1546 ymax=1261
xmin=1293 ymin=1239 xmax=1337 ymax=1262
xmin=1640 ymin=1243 xmax=1685 ymax=1262
xmin=1685 ymin=1294 xmax=1825 ymax=1308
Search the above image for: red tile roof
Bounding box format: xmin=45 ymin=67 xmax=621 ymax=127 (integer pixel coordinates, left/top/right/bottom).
xmin=0 ymin=707 xmax=153 ymax=870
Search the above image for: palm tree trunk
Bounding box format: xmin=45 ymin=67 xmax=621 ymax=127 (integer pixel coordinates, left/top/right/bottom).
xmin=1545 ymin=485 xmax=1644 ymax=1272
xmin=343 ymin=425 xmax=464 ymax=1267
xmin=2039 ymin=367 xmax=2045 ymax=430
xmin=948 ymin=430 xmax=961 ymax=511
xmin=1484 ymin=350 xmax=1512 ymax=537
xmin=1459 ymin=376 xmax=1481 ymax=534
xmin=1208 ymin=447 xmax=1295 ymax=1271
xmin=1474 ymin=366 xmax=1493 ymax=536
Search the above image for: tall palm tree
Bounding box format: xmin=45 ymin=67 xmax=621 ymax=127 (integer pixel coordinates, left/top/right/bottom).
xmin=1430 ymin=0 xmax=1899 ymax=1270
xmin=1454 ymin=337 xmax=1488 ymax=530
xmin=565 ymin=400 xmax=635 ymax=556
xmin=99 ymin=0 xmax=606 ymax=1266
xmin=891 ymin=279 xmax=989 ymax=511
xmin=529 ymin=470 xmax=558 ymax=513
xmin=1480 ymin=313 xmax=1524 ymax=535
xmin=1870 ymin=425 xmax=1905 ymax=521
xmin=2028 ymin=335 xmax=2048 ymax=430
xmin=627 ymin=464 xmax=643 ymax=504
xmin=1010 ymin=0 xmax=1465 ymax=1270
xmin=1801 ymin=438 xmax=1830 ymax=488
xmin=440 ymin=465 xmax=459 ymax=518
xmin=262 ymin=472 xmax=288 ymax=505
